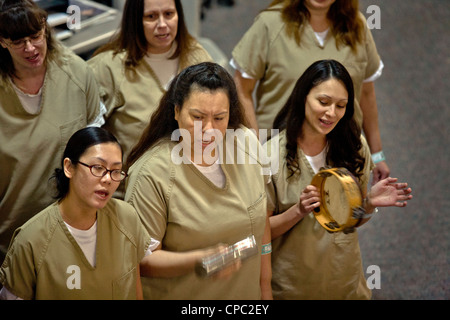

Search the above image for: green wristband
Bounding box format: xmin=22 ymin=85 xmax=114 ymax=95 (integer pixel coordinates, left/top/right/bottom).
xmin=371 ymin=151 xmax=386 ymax=164
xmin=261 ymin=243 xmax=272 ymax=255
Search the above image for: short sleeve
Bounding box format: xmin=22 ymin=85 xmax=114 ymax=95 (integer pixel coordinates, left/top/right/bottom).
xmin=231 ymin=13 xmax=271 ymax=80
xmin=124 ymin=147 xmax=171 ymax=242
xmin=0 ymin=229 xmax=37 ymax=300
xmin=87 ymin=52 xmax=124 ymax=119
xmin=360 ymin=13 xmax=381 ymax=80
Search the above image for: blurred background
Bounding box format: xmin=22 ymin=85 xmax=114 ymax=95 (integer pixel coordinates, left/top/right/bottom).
xmin=40 ymin=0 xmax=449 ymax=300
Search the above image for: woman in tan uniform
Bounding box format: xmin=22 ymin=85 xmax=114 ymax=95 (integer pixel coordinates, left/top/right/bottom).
xmin=0 ymin=127 xmax=153 ymax=299
xmin=0 ymin=0 xmax=101 ymax=264
xmin=266 ymin=60 xmax=412 ymax=299
xmin=232 ymin=0 xmax=390 ymax=184
xmin=88 ymin=0 xmax=212 ymax=181
xmin=125 ymin=62 xmax=273 ymax=299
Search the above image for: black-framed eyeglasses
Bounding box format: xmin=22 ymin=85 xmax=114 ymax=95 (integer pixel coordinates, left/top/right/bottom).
xmin=76 ymin=161 xmax=128 ymax=182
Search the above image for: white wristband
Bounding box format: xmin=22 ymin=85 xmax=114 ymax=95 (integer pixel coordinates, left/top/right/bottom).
xmin=371 ymin=151 xmax=386 ymax=164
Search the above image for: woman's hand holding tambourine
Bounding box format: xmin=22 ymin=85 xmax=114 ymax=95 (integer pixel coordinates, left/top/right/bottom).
xmin=366 ymin=177 xmax=412 ymax=209
xmin=308 ymin=168 xmax=413 ymax=233
xmin=298 ymin=185 xmax=321 ymax=216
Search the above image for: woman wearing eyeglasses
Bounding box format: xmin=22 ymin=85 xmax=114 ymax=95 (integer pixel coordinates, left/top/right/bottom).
xmin=0 ymin=0 xmax=102 ymax=264
xmin=0 ymin=127 xmax=155 ymax=300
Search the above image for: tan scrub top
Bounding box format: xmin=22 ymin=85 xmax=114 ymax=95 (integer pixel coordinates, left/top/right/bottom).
xmin=0 ymin=47 xmax=101 ymax=257
xmin=265 ymin=131 xmax=374 ymax=299
xmin=0 ymin=199 xmax=151 ymax=300
xmin=87 ymin=42 xmax=213 ymax=165
xmin=125 ymin=132 xmax=268 ymax=300
xmin=232 ymin=6 xmax=381 ymax=130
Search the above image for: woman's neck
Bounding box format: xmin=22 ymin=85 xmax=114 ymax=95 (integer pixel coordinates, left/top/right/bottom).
xmin=297 ymin=132 xmax=327 ymax=157
xmin=59 ymin=196 xmax=97 ymax=231
xmin=12 ymin=66 xmax=46 ymax=95
xmin=307 ymin=7 xmax=331 ymax=32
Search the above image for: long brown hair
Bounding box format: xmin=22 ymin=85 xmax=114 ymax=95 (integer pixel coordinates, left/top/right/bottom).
xmin=273 ymin=60 xmax=365 ymax=180
xmin=92 ymin=0 xmax=196 ymax=69
xmin=267 ymin=0 xmax=364 ymax=52
xmin=127 ymin=62 xmax=247 ymax=168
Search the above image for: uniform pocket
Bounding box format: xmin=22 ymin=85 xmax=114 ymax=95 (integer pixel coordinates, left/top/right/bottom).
xmin=112 ymin=266 xmax=137 ymax=300
xmin=247 ymin=193 xmax=267 ymax=242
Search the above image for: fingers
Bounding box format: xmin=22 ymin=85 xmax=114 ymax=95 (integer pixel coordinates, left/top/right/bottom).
xmin=301 ymin=199 xmax=320 ymax=213
xmin=394 ymin=183 xmax=413 ymax=202
xmin=299 ymin=185 xmax=320 ymax=213
xmin=383 ymin=177 xmax=398 ymax=185
xmin=397 ymin=187 xmax=412 ymax=195
xmin=303 ymin=185 xmax=318 ymax=193
xmin=394 ymin=201 xmax=408 ymax=207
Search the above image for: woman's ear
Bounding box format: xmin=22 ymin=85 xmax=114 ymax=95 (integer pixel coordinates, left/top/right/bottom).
xmin=63 ymin=158 xmax=74 ymax=179
xmin=174 ymin=105 xmax=180 ymax=121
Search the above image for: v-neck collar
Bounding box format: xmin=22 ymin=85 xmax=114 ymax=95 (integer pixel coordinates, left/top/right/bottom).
xmin=57 ymin=206 xmax=101 ymax=270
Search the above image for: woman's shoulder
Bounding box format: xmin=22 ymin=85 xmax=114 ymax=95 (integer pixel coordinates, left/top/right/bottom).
xmin=240 ymin=6 xmax=285 ymax=44
xmin=49 ymin=44 xmax=88 ymax=72
xmin=125 ymin=139 xmax=177 ymax=202
xmin=356 ymin=10 xmax=372 ymax=34
xmin=102 ymin=198 xmax=140 ymax=224
xmin=184 ymin=40 xmax=213 ymax=66
xmin=263 ymin=130 xmax=287 ymax=150
xmin=87 ymin=50 xmax=127 ymax=71
xmin=101 ymin=199 xmax=151 ymax=247
xmin=8 ymin=203 xmax=60 ymax=249
xmin=127 ymin=139 xmax=177 ymax=184
xmin=256 ymin=4 xmax=284 ymax=22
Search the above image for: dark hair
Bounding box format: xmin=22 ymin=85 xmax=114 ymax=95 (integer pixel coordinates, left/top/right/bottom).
xmin=127 ymin=62 xmax=247 ymax=167
xmin=267 ymin=0 xmax=364 ymax=52
xmin=50 ymin=127 xmax=122 ymax=201
xmin=0 ymin=0 xmax=56 ymax=79
xmin=93 ymin=0 xmax=195 ymax=68
xmin=273 ymin=59 xmax=365 ymax=179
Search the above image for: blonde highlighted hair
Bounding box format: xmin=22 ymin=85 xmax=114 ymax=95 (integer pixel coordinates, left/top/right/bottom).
xmin=267 ymin=0 xmax=365 ymax=52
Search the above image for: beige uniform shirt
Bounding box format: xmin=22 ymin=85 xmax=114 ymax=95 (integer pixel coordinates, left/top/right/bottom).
xmin=232 ymin=7 xmax=381 ymax=130
xmin=0 ymin=199 xmax=151 ymax=300
xmin=125 ymin=132 xmax=268 ymax=299
xmin=265 ymin=131 xmax=374 ymax=299
xmin=88 ymin=43 xmax=212 ymax=165
xmin=0 ymin=47 xmax=101 ymax=256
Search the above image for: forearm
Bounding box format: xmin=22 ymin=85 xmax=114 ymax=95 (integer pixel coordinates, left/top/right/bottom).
xmin=234 ymin=71 xmax=259 ymax=132
xmin=360 ymin=82 xmax=383 ymax=153
xmin=260 ymin=215 xmax=273 ymax=299
xmin=269 ymin=204 xmax=305 ymax=240
xmin=140 ymin=247 xmax=206 ymax=278
xmin=241 ymin=95 xmax=259 ymax=133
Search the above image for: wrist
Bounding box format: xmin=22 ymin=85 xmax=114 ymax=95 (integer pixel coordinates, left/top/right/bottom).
xmin=371 ymin=151 xmax=386 ymax=164
xmin=294 ymin=202 xmax=306 ymax=221
xmin=363 ymin=196 xmax=377 ymax=215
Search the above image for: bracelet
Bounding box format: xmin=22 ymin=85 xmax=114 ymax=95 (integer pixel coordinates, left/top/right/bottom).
xmin=261 ymin=243 xmax=272 ymax=255
xmin=371 ymin=151 xmax=386 ymax=164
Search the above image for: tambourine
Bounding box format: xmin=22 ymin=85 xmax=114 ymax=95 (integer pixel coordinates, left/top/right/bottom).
xmin=310 ymin=167 xmax=366 ymax=233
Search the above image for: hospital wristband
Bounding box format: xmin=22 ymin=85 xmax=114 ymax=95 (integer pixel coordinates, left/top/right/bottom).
xmin=371 ymin=151 xmax=386 ymax=164
xmin=261 ymin=243 xmax=272 ymax=255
